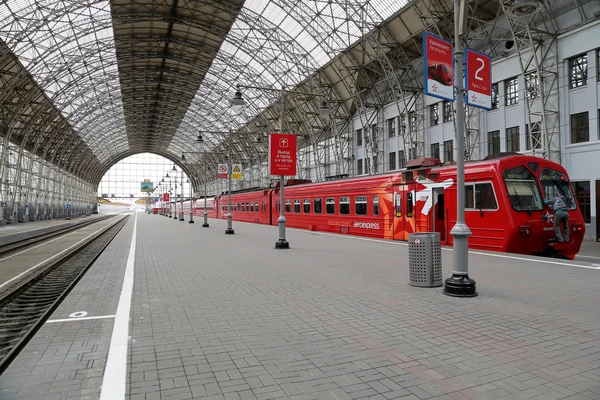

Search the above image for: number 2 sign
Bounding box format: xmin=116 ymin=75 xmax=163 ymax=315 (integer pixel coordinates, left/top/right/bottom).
xmin=465 ymin=48 xmax=492 ymax=110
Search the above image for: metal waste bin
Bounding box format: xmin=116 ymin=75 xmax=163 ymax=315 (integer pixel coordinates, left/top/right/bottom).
xmin=408 ymin=232 xmax=442 ymax=287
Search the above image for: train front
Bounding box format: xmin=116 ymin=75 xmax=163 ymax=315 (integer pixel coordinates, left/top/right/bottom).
xmin=502 ymin=162 xmax=585 ymax=259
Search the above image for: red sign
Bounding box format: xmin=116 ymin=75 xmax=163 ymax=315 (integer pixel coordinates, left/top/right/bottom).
xmin=465 ymin=48 xmax=492 ymax=110
xmin=269 ymin=133 xmax=297 ymax=176
xmin=423 ymin=32 xmax=454 ymax=102
xmin=163 ymin=193 xmax=170 ymax=202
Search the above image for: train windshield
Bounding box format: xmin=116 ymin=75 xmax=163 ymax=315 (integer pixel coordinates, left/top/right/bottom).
xmin=503 ymin=166 xmax=544 ymax=211
xmin=539 ymin=168 xmax=577 ymax=210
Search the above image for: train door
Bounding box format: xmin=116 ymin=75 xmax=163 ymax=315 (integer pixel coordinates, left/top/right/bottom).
xmin=392 ymin=185 xmax=415 ymax=240
xmin=431 ymin=188 xmax=446 ymax=243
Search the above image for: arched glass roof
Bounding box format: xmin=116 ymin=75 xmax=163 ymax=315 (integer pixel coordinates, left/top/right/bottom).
xmin=0 ymin=0 xmax=408 ymax=186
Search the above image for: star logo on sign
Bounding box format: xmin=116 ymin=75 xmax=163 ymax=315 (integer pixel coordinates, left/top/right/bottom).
xmin=432 ymin=83 xmax=438 ymax=92
xmin=471 ymin=94 xmax=477 ymax=102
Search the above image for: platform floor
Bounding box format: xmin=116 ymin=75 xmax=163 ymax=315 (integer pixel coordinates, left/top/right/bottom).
xmin=1 ymin=212 xmax=599 ymax=400
xmin=0 ymin=214 xmax=107 ymax=242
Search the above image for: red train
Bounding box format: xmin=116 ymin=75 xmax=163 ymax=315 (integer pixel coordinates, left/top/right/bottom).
xmin=186 ymin=154 xmax=585 ymax=259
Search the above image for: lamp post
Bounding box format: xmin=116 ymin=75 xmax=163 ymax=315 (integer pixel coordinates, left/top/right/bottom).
xmin=179 ymin=173 xmax=185 ymax=221
xmin=230 ymin=84 xmax=330 ymax=249
xmin=171 ymin=166 xmax=177 ymax=219
xmin=187 ymin=178 xmax=194 ymax=223
xmin=443 ymin=0 xmax=477 ymax=297
xmin=183 ymin=135 xmax=210 ymax=227
xmin=225 ymin=128 xmax=234 ymax=234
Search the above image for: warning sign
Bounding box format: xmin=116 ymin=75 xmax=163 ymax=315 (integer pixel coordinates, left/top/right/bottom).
xmin=232 ymin=164 xmax=242 ymax=180
xmin=217 ymin=164 xmax=228 ymax=179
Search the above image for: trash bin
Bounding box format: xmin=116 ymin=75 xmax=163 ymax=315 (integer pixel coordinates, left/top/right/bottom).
xmin=408 ymin=232 xmax=442 ymax=287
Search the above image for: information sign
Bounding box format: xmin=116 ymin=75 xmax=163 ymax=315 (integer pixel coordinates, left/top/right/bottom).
xmin=465 ymin=48 xmax=492 ymax=110
xmin=423 ymin=32 xmax=454 ymax=101
xmin=269 ymin=133 xmax=297 ymax=176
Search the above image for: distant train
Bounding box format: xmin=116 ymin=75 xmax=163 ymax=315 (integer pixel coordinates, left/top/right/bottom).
xmin=168 ymin=154 xmax=585 ymax=259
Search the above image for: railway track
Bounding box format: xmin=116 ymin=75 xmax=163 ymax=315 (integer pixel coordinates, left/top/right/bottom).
xmin=0 ymin=214 xmax=114 ymax=258
xmin=0 ymin=214 xmax=130 ymax=375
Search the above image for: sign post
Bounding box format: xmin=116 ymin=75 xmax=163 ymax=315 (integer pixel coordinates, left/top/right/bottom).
xmin=269 ymin=132 xmax=297 ymax=249
xmin=465 ymin=48 xmax=492 ymax=110
xmin=423 ymin=32 xmax=455 ymax=102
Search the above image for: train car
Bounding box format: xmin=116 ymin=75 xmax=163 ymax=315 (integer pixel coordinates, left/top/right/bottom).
xmin=212 ymin=154 xmax=584 ymax=259
xmin=193 ymin=197 xmax=218 ymax=218
xmin=218 ymin=188 xmax=271 ymax=225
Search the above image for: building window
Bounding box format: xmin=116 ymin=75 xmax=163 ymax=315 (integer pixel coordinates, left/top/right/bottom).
xmin=373 ymin=195 xmax=379 ymax=216
xmin=340 ymin=197 xmax=350 ymax=215
xmin=326 ymin=198 xmax=335 ymax=214
xmin=491 ymin=83 xmax=498 ymax=109
xmin=505 ymin=77 xmax=518 ymax=106
xmin=409 ymin=112 xmax=417 ymax=132
xmin=430 ymin=104 xmax=440 ymax=126
xmin=526 ymin=122 xmax=542 ymax=150
xmin=357 ymin=159 xmax=363 ymax=175
xmin=573 ymin=181 xmax=591 ymax=223
xmin=356 ymin=128 xmax=362 ymax=146
xmin=525 ymin=72 xmax=539 ymax=100
xmin=444 ymin=140 xmax=453 ymax=162
xmin=571 ymin=112 xmax=589 ymax=143
xmin=431 ymin=143 xmax=440 ymax=160
xmin=488 ymin=130 xmax=500 ymax=156
xmin=355 ymin=196 xmax=367 ymax=215
xmin=387 ymin=117 xmax=396 ymax=138
xmin=389 ymin=151 xmax=396 ymax=171
xmin=398 ymin=150 xmax=405 ymax=168
xmin=303 ymin=199 xmax=310 ymax=213
xmin=314 ymin=198 xmax=322 ymax=214
xmin=506 ymin=126 xmax=520 ymax=152
xmin=443 ymin=101 xmax=453 ymax=122
xmin=569 ymin=54 xmax=587 ymax=88
xmin=373 ymin=155 xmax=378 ymax=172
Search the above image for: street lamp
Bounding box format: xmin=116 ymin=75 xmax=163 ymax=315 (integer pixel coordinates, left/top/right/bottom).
xmin=171 ymin=166 xmax=178 ymax=219
xmin=225 ymin=128 xmax=234 ymax=234
xmin=231 ymin=84 xmax=330 ymax=249
xmin=179 ymin=172 xmax=185 ymax=221
xmin=182 ymin=136 xmax=210 ymax=227
xmin=443 ymin=0 xmax=477 ymax=297
xmin=186 ymin=178 xmax=194 ymax=223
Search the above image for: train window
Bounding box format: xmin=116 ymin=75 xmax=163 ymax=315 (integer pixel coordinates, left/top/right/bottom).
xmin=242 ymin=202 xmax=246 ymax=212
xmin=539 ymin=168 xmax=576 ymax=210
xmin=285 ymin=200 xmax=291 ymax=213
xmin=527 ymin=162 xmax=539 ymax=173
xmin=465 ymin=183 xmax=498 ymax=210
xmin=250 ymin=202 xmax=254 ymax=212
xmin=476 ymin=183 xmax=498 ymax=210
xmin=294 ymin=200 xmax=300 ymax=213
xmin=262 ymin=202 xmax=266 ymax=212
xmin=355 ymin=196 xmax=367 ymax=215
xmin=406 ymin=192 xmax=413 ymax=217
xmin=303 ymin=199 xmax=310 ymax=213
xmin=340 ymin=197 xmax=350 ymax=215
xmin=326 ymin=198 xmax=335 ymax=214
xmin=503 ymin=166 xmax=544 ymax=211
xmin=314 ymin=198 xmax=322 ymax=214
xmin=464 ymin=185 xmax=475 ymax=209
xmin=395 ymin=193 xmax=402 ymax=217
xmin=276 ymin=200 xmax=280 ymax=213
xmin=255 ymin=202 xmax=259 ymax=212
xmin=373 ymin=195 xmax=379 ymax=216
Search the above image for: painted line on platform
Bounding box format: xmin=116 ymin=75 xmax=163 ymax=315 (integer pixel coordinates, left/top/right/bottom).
xmin=46 ymin=315 xmax=115 ymax=324
xmin=297 ymin=228 xmax=599 ymax=271
xmin=100 ymin=212 xmax=137 ymax=400
xmin=0 ymin=219 xmax=124 ymax=290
